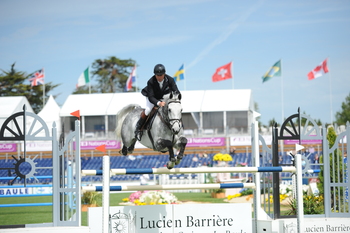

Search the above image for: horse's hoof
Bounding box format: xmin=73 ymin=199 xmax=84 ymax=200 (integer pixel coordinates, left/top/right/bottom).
xmin=166 ymin=161 xmax=174 ymax=169
xmin=120 ymin=149 xmax=127 ymax=156
xmin=175 ymin=158 xmax=182 ymax=165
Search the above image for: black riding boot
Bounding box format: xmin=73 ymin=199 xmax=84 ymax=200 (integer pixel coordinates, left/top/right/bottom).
xmin=134 ymin=110 xmax=147 ymax=141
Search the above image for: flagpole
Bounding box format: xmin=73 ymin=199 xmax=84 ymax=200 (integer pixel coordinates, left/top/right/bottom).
xmin=43 ymin=82 xmax=45 ymax=107
xmin=280 ymin=59 xmax=284 ymax=122
xmin=43 ymin=68 xmax=46 ymax=107
xmin=135 ymin=64 xmax=139 ymax=92
xmin=89 ymin=66 xmax=91 ymax=94
xmin=231 ymin=61 xmax=234 ymax=89
xmin=328 ymin=57 xmax=333 ymax=124
xmin=184 ymin=63 xmax=186 ymax=91
xmin=280 ymin=59 xmax=284 ymax=154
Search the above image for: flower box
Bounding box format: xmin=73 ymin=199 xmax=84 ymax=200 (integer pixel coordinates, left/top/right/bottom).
xmin=211 ymin=192 xmax=225 ymax=198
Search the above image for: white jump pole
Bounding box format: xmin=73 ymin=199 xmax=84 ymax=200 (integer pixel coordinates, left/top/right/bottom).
xmin=83 ymin=182 xmax=256 ymax=192
xmin=295 ymin=153 xmax=304 ymax=233
xmin=81 ymin=166 xmax=296 ymax=176
xmin=252 ymin=112 xmax=261 ymax=233
xmin=102 ymin=155 xmax=110 ymax=233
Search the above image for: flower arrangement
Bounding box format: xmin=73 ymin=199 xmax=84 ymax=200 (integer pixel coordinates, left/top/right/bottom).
xmin=213 ymin=153 xmax=232 ymax=162
xmin=122 ymin=190 xmax=179 ymax=205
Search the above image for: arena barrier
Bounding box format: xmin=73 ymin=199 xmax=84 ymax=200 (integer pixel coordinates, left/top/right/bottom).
xmin=81 ymin=155 xmax=303 ymax=233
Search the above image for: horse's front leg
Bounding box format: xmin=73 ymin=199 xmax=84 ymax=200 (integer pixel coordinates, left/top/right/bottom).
xmin=156 ymin=139 xmax=176 ymax=169
xmin=175 ymin=136 xmax=187 ymax=165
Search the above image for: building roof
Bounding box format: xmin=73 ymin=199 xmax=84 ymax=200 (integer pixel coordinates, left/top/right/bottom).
xmin=60 ymin=89 xmax=253 ymax=117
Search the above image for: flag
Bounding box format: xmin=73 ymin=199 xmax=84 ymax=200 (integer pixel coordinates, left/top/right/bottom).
xmin=77 ymin=67 xmax=90 ymax=87
xmin=212 ymin=62 xmax=232 ymax=82
xmin=173 ymin=64 xmax=185 ymax=82
xmin=125 ymin=65 xmax=136 ymax=91
xmin=262 ymin=60 xmax=281 ymax=83
xmin=29 ymin=68 xmax=45 ymax=86
xmin=307 ymin=58 xmax=329 ymax=80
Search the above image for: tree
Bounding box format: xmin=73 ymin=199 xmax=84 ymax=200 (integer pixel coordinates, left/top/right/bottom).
xmin=0 ymin=63 xmax=60 ymax=113
xmin=335 ymin=92 xmax=350 ymax=125
xmin=72 ymin=85 xmax=99 ymax=94
xmin=91 ymin=57 xmax=136 ymax=93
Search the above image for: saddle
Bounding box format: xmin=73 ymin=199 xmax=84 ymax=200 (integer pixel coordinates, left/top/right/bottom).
xmin=140 ymin=107 xmax=159 ymax=131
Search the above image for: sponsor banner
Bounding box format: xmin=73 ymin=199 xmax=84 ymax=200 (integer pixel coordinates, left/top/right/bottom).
xmin=281 ymin=218 xmax=350 ymax=233
xmin=0 ymin=187 xmax=32 ymax=196
xmin=0 ymin=143 xmax=17 ymax=152
xmin=23 ymin=141 xmax=52 ymax=152
xmin=32 ymin=186 xmax=52 ymax=195
xmin=230 ymin=135 xmax=272 ymax=146
xmin=77 ymin=140 xmax=120 ymax=150
xmin=0 ymin=186 xmax=52 ymax=196
xmin=186 ymin=137 xmax=225 ymax=147
xmin=284 ymin=139 xmax=322 ymax=145
xmin=89 ymin=203 xmax=252 ymax=233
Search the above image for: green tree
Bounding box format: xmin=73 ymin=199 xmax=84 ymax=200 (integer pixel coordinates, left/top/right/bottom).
xmin=73 ymin=85 xmax=99 ymax=94
xmin=0 ymin=63 xmax=60 ymax=113
xmin=91 ymin=57 xmax=136 ymax=93
xmin=335 ymin=92 xmax=350 ymax=125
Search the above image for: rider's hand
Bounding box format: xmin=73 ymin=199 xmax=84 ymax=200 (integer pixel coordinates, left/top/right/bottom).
xmin=158 ymin=101 xmax=166 ymax=107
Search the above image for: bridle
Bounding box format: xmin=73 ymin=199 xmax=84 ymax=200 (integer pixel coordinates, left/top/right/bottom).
xmin=158 ymin=99 xmax=183 ymax=132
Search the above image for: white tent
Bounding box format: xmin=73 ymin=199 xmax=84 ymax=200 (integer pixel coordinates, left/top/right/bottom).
xmin=0 ymin=96 xmax=34 ymax=138
xmin=37 ymin=95 xmax=61 ymax=137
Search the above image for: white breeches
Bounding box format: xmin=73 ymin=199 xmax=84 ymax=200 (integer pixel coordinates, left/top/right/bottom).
xmin=145 ymin=97 xmax=154 ymax=116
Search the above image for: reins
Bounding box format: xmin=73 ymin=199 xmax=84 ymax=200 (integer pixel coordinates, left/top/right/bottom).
xmin=148 ymin=98 xmax=182 ymax=150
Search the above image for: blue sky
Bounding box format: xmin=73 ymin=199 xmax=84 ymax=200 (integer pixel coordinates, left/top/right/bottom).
xmin=1 ymin=0 xmax=349 ymax=125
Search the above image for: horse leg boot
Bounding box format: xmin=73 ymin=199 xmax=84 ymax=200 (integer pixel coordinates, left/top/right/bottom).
xmin=134 ymin=110 xmax=147 ymax=141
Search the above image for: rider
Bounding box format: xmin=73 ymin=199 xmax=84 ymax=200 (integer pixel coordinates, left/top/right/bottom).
xmin=134 ymin=64 xmax=181 ymax=141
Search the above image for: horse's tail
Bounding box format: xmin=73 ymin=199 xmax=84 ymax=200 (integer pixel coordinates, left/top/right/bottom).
xmin=115 ymin=104 xmax=140 ymax=140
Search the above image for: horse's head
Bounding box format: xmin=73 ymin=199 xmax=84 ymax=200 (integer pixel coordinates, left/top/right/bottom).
xmin=163 ymin=91 xmax=182 ymax=134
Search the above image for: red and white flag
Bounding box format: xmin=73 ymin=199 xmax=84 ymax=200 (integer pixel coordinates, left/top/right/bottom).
xmin=125 ymin=65 xmax=136 ymax=91
xmin=307 ymin=59 xmax=329 ymax=80
xmin=29 ymin=68 xmax=45 ymax=86
xmin=212 ymin=62 xmax=232 ymax=82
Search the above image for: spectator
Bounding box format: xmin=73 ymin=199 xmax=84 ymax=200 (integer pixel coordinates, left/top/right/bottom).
xmin=230 ymin=147 xmax=236 ymax=157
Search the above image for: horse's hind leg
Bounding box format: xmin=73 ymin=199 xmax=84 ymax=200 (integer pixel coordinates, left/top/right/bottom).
xmin=175 ymin=136 xmax=187 ymax=165
xmin=156 ymin=139 xmax=176 ymax=169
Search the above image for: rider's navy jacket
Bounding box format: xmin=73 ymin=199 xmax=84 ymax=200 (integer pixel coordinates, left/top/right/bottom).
xmin=141 ymin=74 xmax=180 ymax=106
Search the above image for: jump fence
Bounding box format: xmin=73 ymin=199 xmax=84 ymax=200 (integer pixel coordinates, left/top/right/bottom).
xmin=81 ymin=155 xmax=304 ymax=233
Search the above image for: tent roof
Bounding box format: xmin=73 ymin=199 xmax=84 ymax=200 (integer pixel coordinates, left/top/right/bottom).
xmin=60 ymin=89 xmax=253 ymax=117
xmin=0 ymin=96 xmax=34 ymax=118
xmin=38 ymin=95 xmax=61 ymax=128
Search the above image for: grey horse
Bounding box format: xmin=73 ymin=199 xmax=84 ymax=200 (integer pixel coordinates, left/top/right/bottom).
xmin=115 ymin=92 xmax=187 ymax=169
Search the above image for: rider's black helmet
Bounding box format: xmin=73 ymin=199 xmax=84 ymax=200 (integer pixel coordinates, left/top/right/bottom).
xmin=154 ymin=64 xmax=166 ymax=75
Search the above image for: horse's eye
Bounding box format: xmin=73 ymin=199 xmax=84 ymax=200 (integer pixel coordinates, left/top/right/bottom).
xmin=168 ymin=109 xmax=171 ymax=112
